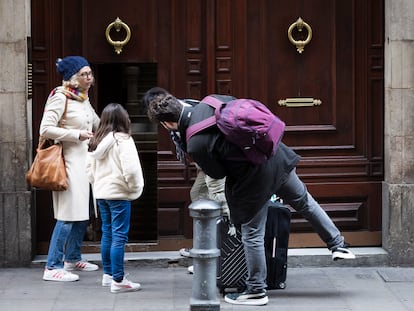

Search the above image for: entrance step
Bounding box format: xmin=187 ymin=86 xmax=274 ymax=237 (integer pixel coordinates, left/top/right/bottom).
xmin=32 ymin=247 xmax=389 ymax=268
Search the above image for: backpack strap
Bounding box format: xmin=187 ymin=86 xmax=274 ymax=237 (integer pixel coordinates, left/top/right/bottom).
xmin=185 ymin=95 xmax=224 ymax=142
xmin=201 ymin=95 xmax=223 ymax=109
xmin=186 ymin=115 xmax=216 ymax=142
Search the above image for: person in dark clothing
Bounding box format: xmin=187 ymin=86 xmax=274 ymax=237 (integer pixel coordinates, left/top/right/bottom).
xmin=143 ymin=87 xmax=355 ymax=306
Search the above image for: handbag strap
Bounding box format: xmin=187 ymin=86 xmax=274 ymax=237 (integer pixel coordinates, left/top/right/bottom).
xmin=38 ymin=97 xmax=69 ymax=145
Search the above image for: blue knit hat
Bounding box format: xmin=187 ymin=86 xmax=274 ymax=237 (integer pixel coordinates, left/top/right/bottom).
xmin=56 ymin=56 xmax=90 ymax=81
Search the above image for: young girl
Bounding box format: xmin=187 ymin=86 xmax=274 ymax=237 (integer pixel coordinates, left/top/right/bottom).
xmin=86 ymin=103 xmax=144 ymax=293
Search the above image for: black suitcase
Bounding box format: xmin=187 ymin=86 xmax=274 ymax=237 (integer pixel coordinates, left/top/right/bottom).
xmin=216 ymin=200 xmax=291 ymax=293
xmin=264 ymin=200 xmax=291 ymax=289
xmin=216 ymin=217 xmax=247 ymax=293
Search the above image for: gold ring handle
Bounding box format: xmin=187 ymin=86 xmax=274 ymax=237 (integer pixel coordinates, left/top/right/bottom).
xmin=288 ymin=17 xmax=312 ymax=54
xmin=105 ymin=17 xmax=131 ymax=54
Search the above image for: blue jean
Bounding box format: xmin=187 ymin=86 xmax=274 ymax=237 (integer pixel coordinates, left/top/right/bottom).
xmin=45 ymin=220 xmax=89 ymax=269
xmin=98 ymin=199 xmax=131 ymax=283
xmin=241 ymin=168 xmax=345 ymax=291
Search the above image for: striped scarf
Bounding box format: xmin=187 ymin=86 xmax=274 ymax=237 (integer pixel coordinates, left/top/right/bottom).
xmin=49 ymin=86 xmax=88 ymax=101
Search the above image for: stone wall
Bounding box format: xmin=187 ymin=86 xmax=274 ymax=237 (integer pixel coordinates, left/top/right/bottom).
xmin=383 ymin=0 xmax=414 ymax=265
xmin=0 ymin=0 xmax=33 ymax=266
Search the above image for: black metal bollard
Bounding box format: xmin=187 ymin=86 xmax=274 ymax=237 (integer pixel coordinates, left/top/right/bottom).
xmin=189 ymin=199 xmax=221 ymax=311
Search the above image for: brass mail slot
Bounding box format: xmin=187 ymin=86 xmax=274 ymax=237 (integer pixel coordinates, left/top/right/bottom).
xmin=278 ymin=98 xmax=322 ymax=107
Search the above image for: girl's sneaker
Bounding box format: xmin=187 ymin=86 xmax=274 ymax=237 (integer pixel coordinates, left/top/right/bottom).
xmin=102 ymin=274 xmax=112 ymax=287
xmin=43 ymin=269 xmax=79 ymax=282
xmin=110 ymin=277 xmax=141 ymax=293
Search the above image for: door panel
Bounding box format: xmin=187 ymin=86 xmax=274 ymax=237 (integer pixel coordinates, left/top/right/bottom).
xmin=82 ymin=0 xmax=157 ymax=63
xmin=237 ymin=0 xmax=384 ymax=243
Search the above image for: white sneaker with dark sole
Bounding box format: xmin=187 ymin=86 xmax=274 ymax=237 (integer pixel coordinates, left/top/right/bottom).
xmin=224 ymin=290 xmax=268 ymax=306
xmin=332 ymin=246 xmax=356 ymax=261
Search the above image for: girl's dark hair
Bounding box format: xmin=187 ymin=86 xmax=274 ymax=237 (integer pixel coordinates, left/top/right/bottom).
xmin=142 ymin=87 xmax=182 ymax=122
xmin=88 ymin=103 xmax=131 ymax=151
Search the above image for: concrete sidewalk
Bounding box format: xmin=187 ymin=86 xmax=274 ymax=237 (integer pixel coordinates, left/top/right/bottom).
xmin=1 ymin=248 xmax=414 ymax=311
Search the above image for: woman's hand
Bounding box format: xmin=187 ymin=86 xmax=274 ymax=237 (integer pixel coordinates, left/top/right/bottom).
xmin=79 ymin=130 xmax=94 ymax=141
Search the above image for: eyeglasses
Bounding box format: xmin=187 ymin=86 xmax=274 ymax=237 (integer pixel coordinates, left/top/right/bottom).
xmin=78 ymin=71 xmax=94 ymax=79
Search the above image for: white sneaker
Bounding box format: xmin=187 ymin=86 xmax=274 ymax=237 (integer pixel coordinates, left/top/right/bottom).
xmin=64 ymin=260 xmax=99 ymax=271
xmin=43 ymin=269 xmax=79 ymax=282
xmin=187 ymin=265 xmax=194 ymax=274
xmin=332 ymin=243 xmax=356 ymax=261
xmin=224 ymin=289 xmax=268 ymax=306
xmin=179 ymin=248 xmax=191 ymax=257
xmin=102 ymin=274 xmax=112 ymax=287
xmin=110 ymin=277 xmax=141 ymax=293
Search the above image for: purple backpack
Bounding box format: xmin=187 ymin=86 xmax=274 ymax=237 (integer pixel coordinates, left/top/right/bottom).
xmin=186 ymin=95 xmax=286 ymax=164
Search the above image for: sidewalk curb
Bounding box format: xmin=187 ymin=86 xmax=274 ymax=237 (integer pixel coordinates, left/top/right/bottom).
xmin=31 ymin=247 xmax=389 ymax=268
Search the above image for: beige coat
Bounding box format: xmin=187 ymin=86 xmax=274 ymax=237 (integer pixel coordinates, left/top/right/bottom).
xmin=39 ymin=92 xmax=100 ymax=221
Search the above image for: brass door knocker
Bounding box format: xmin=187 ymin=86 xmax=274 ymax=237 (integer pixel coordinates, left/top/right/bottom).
xmin=105 ymin=17 xmax=131 ymax=54
xmin=288 ymin=17 xmax=312 ymax=54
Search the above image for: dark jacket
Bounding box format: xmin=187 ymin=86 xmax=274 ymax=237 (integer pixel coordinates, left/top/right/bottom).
xmin=178 ymin=97 xmax=300 ymax=224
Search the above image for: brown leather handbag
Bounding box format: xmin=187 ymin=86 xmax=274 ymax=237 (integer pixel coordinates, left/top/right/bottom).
xmin=26 ymin=98 xmax=69 ymax=191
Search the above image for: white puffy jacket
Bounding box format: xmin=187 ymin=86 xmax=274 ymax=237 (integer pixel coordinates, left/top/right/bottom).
xmin=86 ymin=132 xmax=144 ymax=201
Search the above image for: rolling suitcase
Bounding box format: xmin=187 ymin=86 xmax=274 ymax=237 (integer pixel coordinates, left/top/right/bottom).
xmin=216 ymin=217 xmax=247 ymax=293
xmin=216 ymin=199 xmax=291 ymax=293
xmin=264 ymin=199 xmax=291 ymax=289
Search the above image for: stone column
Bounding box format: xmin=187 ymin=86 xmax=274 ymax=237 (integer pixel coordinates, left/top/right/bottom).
xmin=0 ymin=0 xmax=32 ymax=266
xmin=383 ymin=0 xmax=414 ymax=265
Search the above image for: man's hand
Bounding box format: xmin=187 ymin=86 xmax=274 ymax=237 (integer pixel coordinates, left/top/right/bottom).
xmin=227 ymin=223 xmax=237 ymax=237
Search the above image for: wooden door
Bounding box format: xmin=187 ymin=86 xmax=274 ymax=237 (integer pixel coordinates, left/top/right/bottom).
xmin=156 ymin=0 xmax=384 ymax=248
xmin=31 ymin=0 xmax=383 ymax=253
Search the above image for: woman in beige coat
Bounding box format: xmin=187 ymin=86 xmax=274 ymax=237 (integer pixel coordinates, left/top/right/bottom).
xmin=40 ymin=56 xmax=100 ymax=282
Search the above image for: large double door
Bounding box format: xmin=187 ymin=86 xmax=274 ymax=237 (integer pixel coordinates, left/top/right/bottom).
xmin=32 ymin=0 xmax=383 ymax=253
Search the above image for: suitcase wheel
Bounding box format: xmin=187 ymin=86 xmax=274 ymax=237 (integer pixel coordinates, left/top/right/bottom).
xmin=278 ymin=282 xmax=286 ymax=289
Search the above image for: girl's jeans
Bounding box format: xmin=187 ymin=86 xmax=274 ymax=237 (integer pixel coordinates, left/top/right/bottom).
xmin=45 ymin=220 xmax=89 ymax=269
xmin=98 ymin=199 xmax=131 ymax=283
xmin=241 ymin=168 xmax=345 ymax=291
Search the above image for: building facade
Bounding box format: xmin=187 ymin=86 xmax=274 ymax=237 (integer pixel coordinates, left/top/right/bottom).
xmin=0 ymin=0 xmax=413 ymax=266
